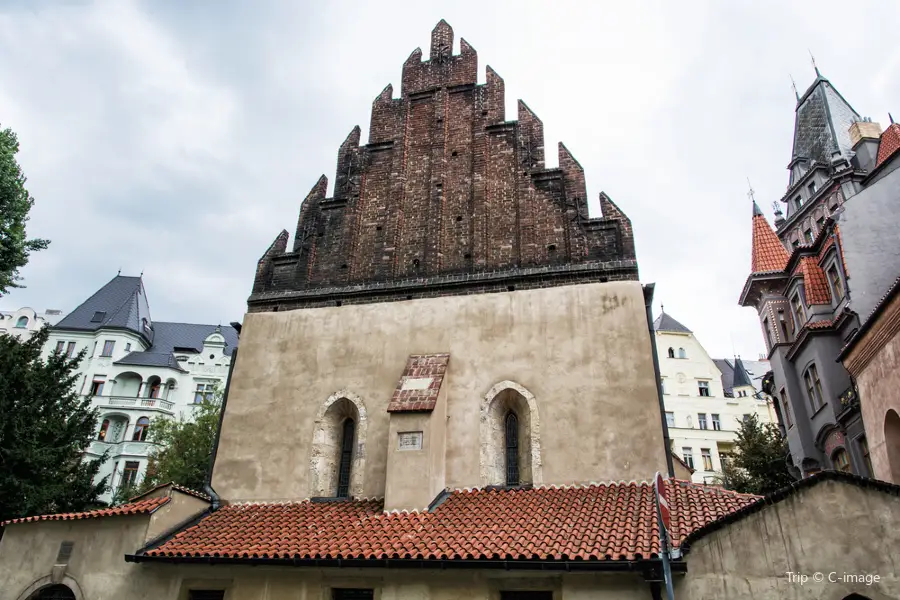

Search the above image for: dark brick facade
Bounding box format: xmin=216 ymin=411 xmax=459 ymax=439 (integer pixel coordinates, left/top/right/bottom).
xmin=250 ymin=20 xmax=638 ymax=312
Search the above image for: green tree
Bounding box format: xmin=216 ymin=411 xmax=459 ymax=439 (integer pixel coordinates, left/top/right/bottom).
xmin=119 ymin=388 xmax=222 ymax=503
xmin=0 ymin=328 xmax=108 ymax=523
xmin=716 ymin=413 xmax=795 ymax=495
xmin=0 ymin=126 xmax=49 ymax=296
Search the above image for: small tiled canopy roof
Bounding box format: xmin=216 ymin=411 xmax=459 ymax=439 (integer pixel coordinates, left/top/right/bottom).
xmin=139 ymin=480 xmax=758 ymax=562
xmin=1 ymin=496 xmax=169 ymax=526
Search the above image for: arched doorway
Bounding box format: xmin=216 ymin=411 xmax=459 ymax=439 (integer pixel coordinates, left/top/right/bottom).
xmin=885 ymin=409 xmax=900 ymax=484
xmin=29 ymin=585 xmax=75 ymax=600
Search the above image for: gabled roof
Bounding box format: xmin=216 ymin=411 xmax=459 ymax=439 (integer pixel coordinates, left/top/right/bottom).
xmin=132 ymin=481 xmax=758 ymax=564
xmin=751 ymin=202 xmax=790 ymax=273
xmin=789 ymin=74 xmax=860 ymax=184
xmin=714 ymin=358 xmax=770 ymax=396
xmin=114 ymin=323 xmax=238 ymax=372
xmin=1 ymin=496 xmax=169 ymax=526
xmin=653 ymin=311 xmax=692 ymax=333
xmin=731 ymin=357 xmax=753 ymax=389
xmin=54 ymin=275 xmax=153 ymax=341
xmin=875 ymin=122 xmax=900 ymax=168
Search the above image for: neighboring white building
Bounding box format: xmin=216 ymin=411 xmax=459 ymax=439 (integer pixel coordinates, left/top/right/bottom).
xmin=653 ymin=310 xmax=776 ymax=484
xmin=44 ymin=275 xmax=238 ymax=503
xmin=0 ymin=307 xmax=66 ymax=341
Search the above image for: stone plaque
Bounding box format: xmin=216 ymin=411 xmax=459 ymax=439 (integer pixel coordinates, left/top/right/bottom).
xmin=398 ymin=431 xmax=423 ymax=451
xmin=401 ymin=377 xmax=433 ymax=391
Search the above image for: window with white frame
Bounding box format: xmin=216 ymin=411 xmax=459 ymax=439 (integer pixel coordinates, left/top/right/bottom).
xmin=665 ymin=412 xmax=675 ymax=428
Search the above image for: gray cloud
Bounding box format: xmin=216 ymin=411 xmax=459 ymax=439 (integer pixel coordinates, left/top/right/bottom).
xmin=2 ymin=0 xmax=898 ymax=358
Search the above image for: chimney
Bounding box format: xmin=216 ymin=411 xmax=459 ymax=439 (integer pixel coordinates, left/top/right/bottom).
xmin=849 ymin=119 xmax=882 ymax=171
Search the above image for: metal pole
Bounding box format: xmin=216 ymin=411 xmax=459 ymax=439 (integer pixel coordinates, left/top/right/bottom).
xmin=657 ymin=499 xmax=676 ymax=600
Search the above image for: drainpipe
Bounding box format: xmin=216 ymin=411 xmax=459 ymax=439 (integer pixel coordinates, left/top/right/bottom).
xmin=643 ymin=284 xmax=675 ymax=478
xmin=203 ymin=346 xmax=238 ymax=511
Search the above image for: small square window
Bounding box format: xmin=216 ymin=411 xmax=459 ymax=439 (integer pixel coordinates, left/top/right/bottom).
xmin=698 ymin=381 xmax=710 ymax=397
xmin=90 ymin=311 xmax=106 ymax=323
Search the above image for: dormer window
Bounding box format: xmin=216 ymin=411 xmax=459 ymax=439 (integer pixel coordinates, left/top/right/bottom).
xmin=15 ymin=316 xmax=28 ymax=328
xmin=91 ymin=311 xmax=106 ymax=323
xmin=807 ymin=181 xmax=817 ymax=196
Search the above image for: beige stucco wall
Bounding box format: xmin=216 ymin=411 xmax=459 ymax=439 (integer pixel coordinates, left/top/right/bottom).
xmin=844 ymin=292 xmax=900 ymax=484
xmin=214 ymin=281 xmax=666 ymax=503
xmin=145 ymin=492 xmax=210 ymax=542
xmin=679 ymin=479 xmax=900 ymax=599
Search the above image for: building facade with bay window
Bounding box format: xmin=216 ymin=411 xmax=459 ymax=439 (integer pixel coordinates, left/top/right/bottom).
xmin=43 ymin=274 xmax=238 ymax=502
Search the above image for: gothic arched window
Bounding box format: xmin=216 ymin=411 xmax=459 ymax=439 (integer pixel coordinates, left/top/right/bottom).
xmin=133 ymin=416 xmax=150 ymax=441
xmin=336 ymin=418 xmax=355 ymax=498
xmin=678 ymin=347 xmax=686 ymax=359
xmin=505 ymin=412 xmax=520 ymax=486
xmin=667 ymin=347 xmax=675 ymax=358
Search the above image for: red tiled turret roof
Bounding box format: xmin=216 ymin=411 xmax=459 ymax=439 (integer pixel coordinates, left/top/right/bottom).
xmin=875 ymin=122 xmax=900 ymax=168
xmin=1 ymin=496 xmax=169 ymax=527
xmin=140 ymin=481 xmax=758 ymax=562
xmin=751 ymin=202 xmax=789 ymax=273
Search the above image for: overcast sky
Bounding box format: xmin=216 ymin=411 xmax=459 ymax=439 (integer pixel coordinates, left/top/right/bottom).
xmin=1 ymin=0 xmax=898 ymax=359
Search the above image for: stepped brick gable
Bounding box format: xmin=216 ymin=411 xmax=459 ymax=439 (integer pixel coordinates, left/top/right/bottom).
xmin=250 ymin=20 xmax=637 ymax=311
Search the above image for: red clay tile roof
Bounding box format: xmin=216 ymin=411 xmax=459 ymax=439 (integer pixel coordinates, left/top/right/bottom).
xmin=142 ymin=481 xmax=758 ymax=562
xmin=799 ymin=257 xmax=831 ymax=305
xmin=804 ymin=319 xmax=834 ymax=330
xmin=875 ymin=122 xmax=900 ymax=168
xmin=2 ymin=496 xmax=169 ymax=527
xmin=751 ymin=213 xmax=789 ymax=273
xmin=388 ymin=353 xmax=450 ymax=413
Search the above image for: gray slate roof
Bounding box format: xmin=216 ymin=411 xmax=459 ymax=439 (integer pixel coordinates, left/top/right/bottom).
xmin=54 ymin=276 xmax=153 ymax=342
xmin=714 ymin=358 xmax=770 ymax=397
xmin=790 ymin=75 xmax=859 ymax=183
xmin=835 ymin=167 xmax=900 ymax=322
xmin=652 ymin=312 xmax=692 ymax=333
xmin=53 ymin=275 xmax=238 ymax=372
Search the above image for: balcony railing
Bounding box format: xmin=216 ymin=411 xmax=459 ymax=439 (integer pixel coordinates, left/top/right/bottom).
xmin=99 ymin=396 xmax=174 ymax=412
xmin=87 ymin=440 xmax=154 ymax=457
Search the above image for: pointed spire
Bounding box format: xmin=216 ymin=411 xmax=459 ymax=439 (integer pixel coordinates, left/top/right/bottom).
xmin=751 ymin=200 xmax=790 ymax=273
xmin=790 ymin=75 xmax=800 ymax=102
xmin=891 ymin=113 xmax=895 ymax=125
xmin=809 ymin=49 xmax=821 ymax=77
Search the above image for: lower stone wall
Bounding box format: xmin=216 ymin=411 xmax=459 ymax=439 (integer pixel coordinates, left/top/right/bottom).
xmin=678 ymin=479 xmax=900 ymax=600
